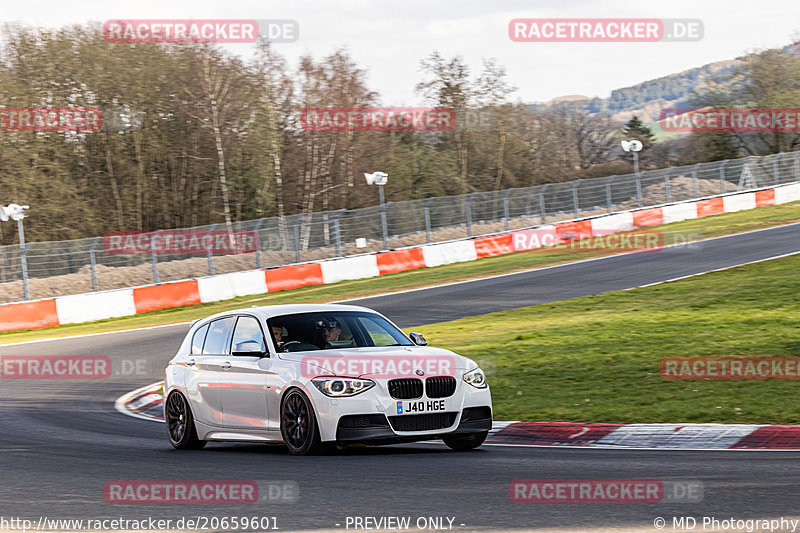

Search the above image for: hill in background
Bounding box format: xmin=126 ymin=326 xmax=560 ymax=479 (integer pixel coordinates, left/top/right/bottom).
xmin=541 ymin=42 xmax=800 ymax=131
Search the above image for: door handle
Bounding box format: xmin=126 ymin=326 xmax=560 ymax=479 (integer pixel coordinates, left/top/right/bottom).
xmin=186 ymin=359 xmax=196 ymax=367
xmin=221 ymin=361 xmax=232 ymax=369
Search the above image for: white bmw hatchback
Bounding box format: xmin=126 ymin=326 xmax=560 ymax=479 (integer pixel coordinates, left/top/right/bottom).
xmin=164 ymin=303 xmax=492 ymax=455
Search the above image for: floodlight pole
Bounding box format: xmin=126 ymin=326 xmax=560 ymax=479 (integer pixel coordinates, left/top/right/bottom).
xmin=632 ymin=150 xmax=643 ymax=207
xmin=622 ymin=140 xmax=643 ymax=208
xmin=365 ymin=172 xmax=389 ymax=251
xmin=17 ymin=218 xmax=29 ymax=300
xmin=378 ymin=184 xmax=388 ymax=250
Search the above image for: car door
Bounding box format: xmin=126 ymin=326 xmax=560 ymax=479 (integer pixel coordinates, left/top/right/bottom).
xmin=186 ymin=317 xmax=236 ymax=426
xmin=183 ymin=317 xmax=235 ymax=427
xmin=219 ymin=315 xmax=274 ymax=431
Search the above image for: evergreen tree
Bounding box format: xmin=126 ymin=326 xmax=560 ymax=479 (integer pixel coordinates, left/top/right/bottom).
xmin=622 ymin=116 xmax=656 ymax=150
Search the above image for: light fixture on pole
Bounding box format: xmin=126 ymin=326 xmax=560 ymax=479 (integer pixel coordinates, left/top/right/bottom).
xmin=0 ymin=203 xmax=30 ymax=300
xmin=620 ymin=140 xmax=643 ymax=172
xmin=364 ymin=171 xmax=389 ymax=250
xmin=0 ymin=203 xmax=29 ymax=222
xmin=621 ymin=140 xmax=644 ymax=208
xmin=364 ymin=171 xmax=388 ymax=199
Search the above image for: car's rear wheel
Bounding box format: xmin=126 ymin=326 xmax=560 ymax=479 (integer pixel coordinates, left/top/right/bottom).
xmin=280 ymin=389 xmax=332 ymax=455
xmin=166 ymin=391 xmax=206 ymax=450
xmin=442 ymin=431 xmax=488 ymax=451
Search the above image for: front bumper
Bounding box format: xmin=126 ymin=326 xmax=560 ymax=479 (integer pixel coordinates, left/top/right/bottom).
xmin=335 ymin=406 xmax=493 ymax=444
xmin=308 ymin=377 xmax=493 ymax=443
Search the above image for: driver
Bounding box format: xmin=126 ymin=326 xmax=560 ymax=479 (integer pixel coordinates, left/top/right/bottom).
xmin=271 ymin=324 xmax=285 ymax=348
xmin=314 ymin=317 xmax=341 ymax=349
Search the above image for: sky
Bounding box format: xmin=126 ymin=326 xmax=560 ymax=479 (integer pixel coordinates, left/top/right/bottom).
xmin=7 ymin=0 xmax=800 ymax=106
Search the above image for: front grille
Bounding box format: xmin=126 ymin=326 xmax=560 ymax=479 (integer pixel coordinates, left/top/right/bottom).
xmin=388 ymin=378 xmax=423 ymax=399
xmin=425 ymin=376 xmax=457 ymax=398
xmin=338 ymin=414 xmax=389 ymax=428
xmin=388 ymin=412 xmax=457 ymax=432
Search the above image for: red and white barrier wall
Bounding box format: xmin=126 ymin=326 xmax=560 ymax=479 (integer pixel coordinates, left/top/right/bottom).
xmin=3 ymin=183 xmax=800 ymax=333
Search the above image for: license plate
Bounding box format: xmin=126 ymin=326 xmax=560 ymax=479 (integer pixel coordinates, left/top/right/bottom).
xmin=396 ymin=399 xmax=446 ymax=415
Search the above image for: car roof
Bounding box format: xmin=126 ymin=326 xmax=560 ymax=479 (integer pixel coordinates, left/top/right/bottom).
xmin=195 ymin=303 xmax=376 ymax=324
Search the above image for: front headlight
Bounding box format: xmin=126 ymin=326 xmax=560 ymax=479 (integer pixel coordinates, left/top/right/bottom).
xmin=312 ymin=377 xmax=375 ymax=397
xmin=463 ymin=368 xmax=488 ymax=389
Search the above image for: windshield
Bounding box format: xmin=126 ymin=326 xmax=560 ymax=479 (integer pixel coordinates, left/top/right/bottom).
xmin=267 ymin=311 xmax=414 ymax=352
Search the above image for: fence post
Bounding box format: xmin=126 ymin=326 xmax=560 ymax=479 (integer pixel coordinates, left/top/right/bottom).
xmin=151 ymin=231 xmax=160 ymax=284
xmin=691 ymin=165 xmax=700 ymax=198
xmin=571 ymin=180 xmax=581 ymax=218
xmin=719 ymin=160 xmax=727 ymax=194
xmin=635 ymin=172 xmax=643 ymax=208
xmin=253 ymin=218 xmax=265 ymax=269
xmin=794 ymin=152 xmax=800 ymax=181
xmin=503 ymin=188 xmax=513 ymax=231
xmin=89 ymin=237 xmax=101 ymax=292
xmin=539 ymin=184 xmax=549 ymax=223
xmin=605 ymin=176 xmax=615 ymax=213
xmin=424 ymin=198 xmax=434 ymax=243
xmin=664 ymin=173 xmax=671 ymax=204
xmin=293 ymin=217 xmax=301 ymax=263
xmin=206 ymin=224 xmax=217 ymax=276
xmin=17 ymin=219 xmax=29 ymax=300
xmin=466 ymin=193 xmax=476 ymax=237
xmin=278 ymin=215 xmax=287 ymax=252
xmin=332 ymin=209 xmax=345 ymax=257
xmin=380 ymin=202 xmax=391 ymax=250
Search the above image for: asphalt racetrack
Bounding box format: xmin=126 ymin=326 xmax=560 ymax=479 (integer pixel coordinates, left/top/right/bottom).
xmin=2 ymin=224 xmax=800 ymax=531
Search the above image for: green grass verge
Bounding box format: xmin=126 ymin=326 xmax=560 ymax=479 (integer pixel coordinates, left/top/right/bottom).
xmin=414 ymin=253 xmax=800 ymax=424
xmin=2 ymin=200 xmax=800 ymax=345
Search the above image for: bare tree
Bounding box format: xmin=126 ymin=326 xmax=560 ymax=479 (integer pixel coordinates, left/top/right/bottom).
xmin=474 ymin=58 xmax=517 ymax=189
xmin=416 ymin=52 xmax=472 ymax=193
xmin=184 ymin=49 xmax=255 ymax=233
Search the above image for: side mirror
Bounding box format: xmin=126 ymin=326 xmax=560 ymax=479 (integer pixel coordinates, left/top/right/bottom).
xmin=409 ymin=332 xmax=427 ymax=346
xmin=232 ymin=341 xmax=266 ymax=357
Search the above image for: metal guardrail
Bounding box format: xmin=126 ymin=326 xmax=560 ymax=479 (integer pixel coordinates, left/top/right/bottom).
xmin=0 ymin=151 xmax=797 ymax=302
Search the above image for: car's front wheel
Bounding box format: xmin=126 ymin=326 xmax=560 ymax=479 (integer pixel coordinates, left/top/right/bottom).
xmin=442 ymin=431 xmax=488 ymax=451
xmin=165 ymin=391 xmax=207 ymax=450
xmin=280 ymin=389 xmax=332 ymax=455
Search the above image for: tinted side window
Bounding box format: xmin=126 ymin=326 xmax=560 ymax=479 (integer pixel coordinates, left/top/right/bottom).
xmin=203 ymin=317 xmax=236 ymax=355
xmin=191 ymin=323 xmax=210 ymax=354
xmin=231 ymin=316 xmax=266 ymax=354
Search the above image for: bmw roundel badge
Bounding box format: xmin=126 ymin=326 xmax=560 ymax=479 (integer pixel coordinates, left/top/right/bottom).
xmin=415 ymin=369 xmax=424 ymax=376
